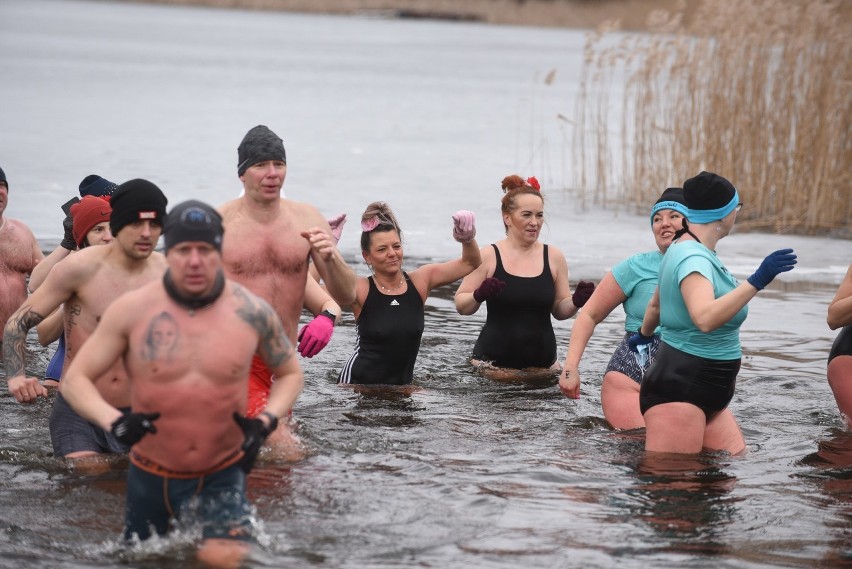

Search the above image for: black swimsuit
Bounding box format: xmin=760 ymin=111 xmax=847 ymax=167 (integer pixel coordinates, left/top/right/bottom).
xmin=829 ymin=325 xmax=852 ymax=364
xmin=339 ymin=273 xmax=425 ymax=385
xmin=472 ymin=244 xmax=556 ymax=369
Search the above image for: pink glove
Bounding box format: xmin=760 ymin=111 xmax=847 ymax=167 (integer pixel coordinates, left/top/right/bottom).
xmin=297 ymin=311 xmax=335 ymax=358
xmin=327 ymin=213 xmax=347 ymax=244
xmin=452 ymin=210 xmax=476 ymax=243
xmin=572 ymin=281 xmax=595 ymax=308
xmin=473 ymin=277 xmax=506 ymax=303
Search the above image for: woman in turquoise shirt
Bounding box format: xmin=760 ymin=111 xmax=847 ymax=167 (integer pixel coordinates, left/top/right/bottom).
xmin=558 ymin=188 xmax=688 ymax=429
xmin=636 ymin=171 xmax=797 ymax=454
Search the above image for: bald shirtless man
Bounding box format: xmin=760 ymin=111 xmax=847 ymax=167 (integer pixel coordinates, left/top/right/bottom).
xmin=218 ymin=125 xmax=357 ymax=454
xmin=3 ymin=179 xmax=168 ymax=461
xmin=60 ymin=200 xmax=303 ymax=569
xmin=0 ymin=166 xmax=44 ymax=334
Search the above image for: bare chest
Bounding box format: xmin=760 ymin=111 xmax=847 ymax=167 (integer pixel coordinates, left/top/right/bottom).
xmin=0 ymin=226 xmax=37 ymax=274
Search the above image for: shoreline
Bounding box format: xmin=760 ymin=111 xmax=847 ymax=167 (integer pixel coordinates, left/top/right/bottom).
xmin=104 ymin=0 xmax=697 ymax=30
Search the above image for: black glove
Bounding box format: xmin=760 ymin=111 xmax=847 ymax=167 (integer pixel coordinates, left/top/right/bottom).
xmin=572 ymin=281 xmax=595 ymax=308
xmin=110 ymin=411 xmax=160 ymax=446
xmin=233 ymin=412 xmax=278 ymax=473
xmin=60 ymin=214 xmax=76 ymax=250
xmin=747 ymin=249 xmax=797 ymax=290
xmin=473 ymin=277 xmax=506 ymax=303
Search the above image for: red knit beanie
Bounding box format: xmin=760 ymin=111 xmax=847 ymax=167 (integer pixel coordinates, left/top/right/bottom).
xmin=71 ymin=195 xmax=112 ymax=247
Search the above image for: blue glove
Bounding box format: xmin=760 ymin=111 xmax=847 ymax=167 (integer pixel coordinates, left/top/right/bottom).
xmin=747 ymin=249 xmax=797 ymax=290
xmin=627 ymin=332 xmax=655 ymax=354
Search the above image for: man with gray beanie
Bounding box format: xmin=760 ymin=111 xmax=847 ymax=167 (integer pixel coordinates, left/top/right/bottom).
xmin=0 ymin=166 xmax=44 ymax=336
xmin=61 ymin=199 xmax=303 ymax=564
xmin=219 ymin=125 xmax=357 ymax=459
xmin=3 ymin=178 xmax=169 ymax=466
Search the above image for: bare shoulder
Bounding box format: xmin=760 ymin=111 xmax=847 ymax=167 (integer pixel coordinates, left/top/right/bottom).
xmin=284 ymin=199 xmax=325 ymax=227
xmin=7 ymin=218 xmax=38 ymax=241
xmin=218 ymin=198 xmax=240 ymax=220
xmin=547 ymin=243 xmax=568 ymax=265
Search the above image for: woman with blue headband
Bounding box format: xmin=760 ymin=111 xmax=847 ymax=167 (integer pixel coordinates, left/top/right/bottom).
xmin=559 ymin=187 xmax=697 ymax=430
xmin=635 ymin=171 xmax=797 ymax=454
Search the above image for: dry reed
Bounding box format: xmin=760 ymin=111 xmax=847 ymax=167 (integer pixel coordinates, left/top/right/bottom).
xmin=572 ymin=0 xmax=851 ymax=236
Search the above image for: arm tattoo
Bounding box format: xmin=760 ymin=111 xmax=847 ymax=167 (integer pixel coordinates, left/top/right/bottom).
xmin=3 ymin=307 xmax=45 ymax=378
xmin=233 ymin=286 xmax=294 ymax=368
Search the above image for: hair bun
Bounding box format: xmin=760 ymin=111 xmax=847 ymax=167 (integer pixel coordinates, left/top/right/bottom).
xmin=501 ymin=174 xmax=527 ymax=193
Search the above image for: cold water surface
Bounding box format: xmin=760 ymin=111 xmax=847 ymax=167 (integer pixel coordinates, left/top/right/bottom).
xmin=0 ymin=1 xmax=849 ymax=568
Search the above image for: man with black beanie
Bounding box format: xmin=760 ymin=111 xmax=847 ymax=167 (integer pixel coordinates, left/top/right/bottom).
xmin=61 ymin=199 xmax=303 ymax=563
xmin=219 ymin=125 xmax=357 ymax=459
xmin=0 ymin=166 xmax=44 ymax=338
xmin=3 ymin=178 xmax=169 ymax=464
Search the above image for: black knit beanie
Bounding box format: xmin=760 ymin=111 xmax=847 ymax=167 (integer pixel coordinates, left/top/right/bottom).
xmin=164 ymin=200 xmax=224 ymax=252
xmin=0 ymin=166 xmax=7 ymax=189
xmin=78 ymin=174 xmax=118 ymax=197
xmin=109 ymin=179 xmax=168 ymax=236
xmin=683 ymin=171 xmax=739 ymax=223
xmin=237 ymin=125 xmax=286 ymax=176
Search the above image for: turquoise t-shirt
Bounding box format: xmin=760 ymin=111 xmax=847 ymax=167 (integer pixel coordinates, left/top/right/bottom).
xmin=658 ymin=240 xmax=748 ymax=359
xmin=611 ymin=250 xmax=663 ymax=332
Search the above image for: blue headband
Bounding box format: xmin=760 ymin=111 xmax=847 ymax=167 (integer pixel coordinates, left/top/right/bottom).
xmin=687 ymin=190 xmax=739 ymax=224
xmin=650 ymin=200 xmax=689 ymax=225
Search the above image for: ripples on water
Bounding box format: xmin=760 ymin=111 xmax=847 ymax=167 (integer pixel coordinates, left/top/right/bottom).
xmin=1 ymin=264 xmax=848 ymax=569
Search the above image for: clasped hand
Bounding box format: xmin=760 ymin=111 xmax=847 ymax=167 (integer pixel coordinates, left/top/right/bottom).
xmin=451 ymin=210 xmax=476 ymax=243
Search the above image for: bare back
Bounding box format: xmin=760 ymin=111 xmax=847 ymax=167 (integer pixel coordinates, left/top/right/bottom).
xmin=57 ymin=245 xmax=167 ymax=406
xmin=0 ymin=219 xmax=42 ymax=329
xmin=121 ymin=280 xmax=264 ymax=472
xmin=219 ymin=197 xmax=325 ymax=340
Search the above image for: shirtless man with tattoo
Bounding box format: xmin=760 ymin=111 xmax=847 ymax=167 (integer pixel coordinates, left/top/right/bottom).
xmin=0 ymin=166 xmax=43 ymax=335
xmin=61 ymin=200 xmax=303 ymax=569
xmin=2 ymin=179 xmax=168 ymax=461
xmin=218 ymin=125 xmax=357 ymax=456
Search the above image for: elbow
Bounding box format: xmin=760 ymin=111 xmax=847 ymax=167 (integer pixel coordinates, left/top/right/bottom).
xmin=693 ymin=318 xmax=718 ymax=334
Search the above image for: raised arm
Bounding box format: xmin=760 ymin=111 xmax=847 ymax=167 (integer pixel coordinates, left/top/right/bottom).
xmin=559 ymin=272 xmax=627 ymax=398
xmin=415 ymin=211 xmax=481 ymax=296
xmin=29 ymin=247 xmax=72 ymax=292
xmin=302 ymin=215 xmax=357 ymax=307
xmin=828 ymin=263 xmax=852 ymax=330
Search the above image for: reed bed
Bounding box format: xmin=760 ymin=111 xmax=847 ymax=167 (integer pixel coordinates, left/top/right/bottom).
xmin=572 ymin=0 xmax=851 ymax=236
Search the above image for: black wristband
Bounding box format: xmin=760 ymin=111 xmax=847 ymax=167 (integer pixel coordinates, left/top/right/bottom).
xmin=260 ymin=411 xmax=279 ymax=432
xmin=319 ymin=309 xmax=337 ymax=323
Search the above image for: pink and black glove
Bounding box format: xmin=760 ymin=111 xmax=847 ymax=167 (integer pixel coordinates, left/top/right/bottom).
xmin=297 ymin=310 xmax=336 ymax=358
xmin=452 ymin=210 xmax=476 ymax=243
xmin=572 ymin=281 xmax=595 ymax=308
xmin=473 ymin=277 xmax=506 ymax=303
xmin=327 ymin=213 xmax=347 ymax=244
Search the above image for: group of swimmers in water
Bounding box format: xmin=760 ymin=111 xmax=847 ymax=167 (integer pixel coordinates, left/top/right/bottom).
xmin=0 ymin=126 xmax=849 ymax=568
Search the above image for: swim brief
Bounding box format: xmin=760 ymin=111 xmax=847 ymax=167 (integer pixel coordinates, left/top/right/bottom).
xmin=125 ymin=450 xmax=251 ymax=542
xmin=604 ymin=332 xmax=662 ymax=384
xmin=639 ymin=342 xmax=740 ymax=420
xmin=828 ymin=325 xmax=852 ymax=364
